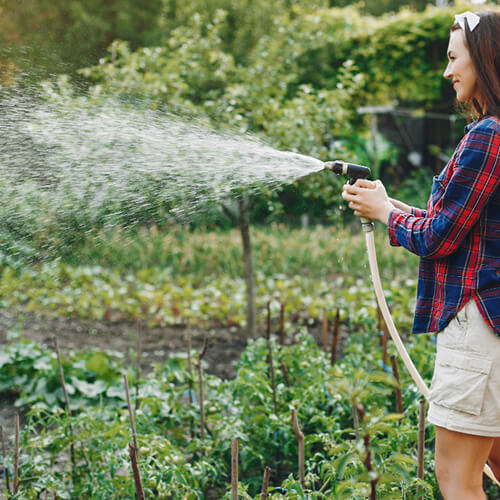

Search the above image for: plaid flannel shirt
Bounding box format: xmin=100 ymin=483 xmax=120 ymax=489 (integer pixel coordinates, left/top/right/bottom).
xmin=388 ymin=116 xmax=500 ymax=336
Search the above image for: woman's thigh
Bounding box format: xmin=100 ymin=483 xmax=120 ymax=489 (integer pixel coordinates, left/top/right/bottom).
xmin=435 ymin=425 xmax=494 ymax=485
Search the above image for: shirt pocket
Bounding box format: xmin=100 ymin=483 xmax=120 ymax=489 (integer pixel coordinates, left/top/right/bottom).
xmin=429 ymin=345 xmax=492 ymax=416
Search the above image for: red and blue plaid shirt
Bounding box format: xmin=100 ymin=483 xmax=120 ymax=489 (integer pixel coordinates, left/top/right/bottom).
xmin=388 ymin=116 xmax=500 ymax=336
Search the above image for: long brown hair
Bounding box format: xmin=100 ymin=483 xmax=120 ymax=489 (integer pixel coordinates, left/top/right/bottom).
xmin=451 ymin=10 xmax=500 ymax=120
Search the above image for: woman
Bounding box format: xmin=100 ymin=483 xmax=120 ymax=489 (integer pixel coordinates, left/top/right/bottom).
xmin=342 ymin=10 xmax=500 ymax=499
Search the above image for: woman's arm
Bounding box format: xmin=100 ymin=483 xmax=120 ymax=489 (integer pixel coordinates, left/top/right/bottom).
xmin=389 ymin=198 xmax=428 ymax=218
xmin=356 ymin=122 xmax=500 ymax=259
xmin=388 ymin=198 xmax=412 ymax=213
xmin=342 ymin=180 xmax=424 ymax=222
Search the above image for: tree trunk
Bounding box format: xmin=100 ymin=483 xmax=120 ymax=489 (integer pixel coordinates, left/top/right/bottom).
xmin=238 ymin=196 xmax=257 ymax=337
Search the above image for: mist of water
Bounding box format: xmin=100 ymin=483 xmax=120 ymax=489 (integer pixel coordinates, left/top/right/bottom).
xmin=0 ymin=90 xmax=324 ymax=261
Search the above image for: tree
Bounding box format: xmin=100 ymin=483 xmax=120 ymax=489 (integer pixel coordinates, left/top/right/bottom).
xmin=0 ymin=0 xmax=163 ymax=83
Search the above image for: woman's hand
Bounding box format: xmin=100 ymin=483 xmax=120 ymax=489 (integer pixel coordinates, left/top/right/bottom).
xmin=342 ymin=179 xmax=395 ymax=225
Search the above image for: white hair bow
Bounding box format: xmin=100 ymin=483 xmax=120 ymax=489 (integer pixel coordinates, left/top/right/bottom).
xmin=455 ymin=11 xmax=480 ymax=32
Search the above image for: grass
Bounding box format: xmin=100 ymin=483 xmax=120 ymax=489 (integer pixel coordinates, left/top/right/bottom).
xmin=63 ymin=222 xmax=419 ymax=283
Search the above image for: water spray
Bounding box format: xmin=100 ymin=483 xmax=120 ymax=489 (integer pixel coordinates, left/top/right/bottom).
xmin=328 ymin=159 xmax=499 ymax=486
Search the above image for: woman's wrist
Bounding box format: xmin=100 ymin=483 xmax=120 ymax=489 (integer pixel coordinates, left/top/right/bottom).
xmin=388 ymin=198 xmax=412 ymax=213
xmin=378 ymin=202 xmax=396 ymax=225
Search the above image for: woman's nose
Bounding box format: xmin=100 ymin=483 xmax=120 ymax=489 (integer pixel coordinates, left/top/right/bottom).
xmin=443 ymin=63 xmax=452 ymax=79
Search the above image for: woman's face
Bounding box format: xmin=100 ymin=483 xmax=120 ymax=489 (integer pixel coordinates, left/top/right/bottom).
xmin=443 ymin=29 xmax=480 ymax=104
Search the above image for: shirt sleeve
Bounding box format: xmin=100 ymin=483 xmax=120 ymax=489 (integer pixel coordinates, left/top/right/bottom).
xmin=387 ymin=122 xmax=500 ymax=259
xmin=410 ymin=207 xmax=428 ymax=218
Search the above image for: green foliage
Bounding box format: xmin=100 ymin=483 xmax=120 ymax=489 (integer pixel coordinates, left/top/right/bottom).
xmin=75 ymin=4 xmax=485 ymax=225
xmin=0 ymin=339 xmax=123 ymax=410
xmin=0 ymin=0 xmax=164 ymax=82
xmin=4 ymin=3 xmax=489 ymax=237
xmin=0 ymin=225 xmax=418 ymax=329
xmin=79 ymin=11 xmax=237 ymax=115
xmin=0 ymin=323 xmax=442 ymax=498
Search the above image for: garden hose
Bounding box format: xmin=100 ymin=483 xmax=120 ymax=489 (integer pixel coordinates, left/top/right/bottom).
xmin=327 ymin=160 xmax=500 ymax=486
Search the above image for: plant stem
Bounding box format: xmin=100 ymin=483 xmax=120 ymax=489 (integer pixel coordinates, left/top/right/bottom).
xmin=377 ymin=305 xmax=383 ymax=340
xmin=185 ymin=323 xmax=195 ymax=439
xmin=280 ymin=360 xmax=290 ymax=387
xmin=197 ymin=336 xmax=208 ymax=440
xmin=266 ymin=302 xmax=278 ymax=415
xmin=417 ymin=398 xmax=426 ymax=499
xmin=128 ymin=443 xmax=145 ymax=500
xmin=123 ymin=374 xmax=139 ymax=455
xmin=54 ymin=337 xmax=76 ymax=478
xmin=352 ymin=403 xmax=360 ymax=439
xmin=231 ymin=437 xmax=238 ymax=500
xmin=381 ymin=320 xmax=388 ymax=367
xmin=322 ymin=309 xmax=328 ymax=354
xmin=13 ymin=413 xmax=19 ymax=495
xmin=0 ymin=424 xmax=10 ymax=493
xmin=55 ymin=337 xmax=71 ymax=414
xmin=186 ymin=323 xmax=193 ymax=393
xmin=377 ymin=305 xmax=388 ymax=365
xmin=358 ymin=405 xmax=377 ymax=500
xmin=330 ymin=309 xmax=340 ymax=366
xmin=390 ymin=355 xmax=404 ymax=417
xmin=279 ymin=303 xmax=285 ymax=346
xmin=291 ymin=407 xmax=304 ymax=488
xmin=135 ymin=318 xmax=142 ymax=411
xmin=261 ymin=466 xmax=271 ymax=499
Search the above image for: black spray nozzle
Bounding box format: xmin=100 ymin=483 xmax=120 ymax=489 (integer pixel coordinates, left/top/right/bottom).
xmin=324 ymin=160 xmax=371 ymax=184
xmin=325 ymin=160 xmax=374 ymax=232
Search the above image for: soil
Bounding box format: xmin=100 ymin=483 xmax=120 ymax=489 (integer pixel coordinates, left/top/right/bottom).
xmin=0 ymin=306 xmax=348 ymax=452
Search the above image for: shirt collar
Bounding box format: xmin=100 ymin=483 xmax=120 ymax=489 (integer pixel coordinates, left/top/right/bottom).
xmin=464 ymin=115 xmax=490 ymax=133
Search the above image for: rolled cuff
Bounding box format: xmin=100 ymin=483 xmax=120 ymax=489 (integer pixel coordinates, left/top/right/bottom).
xmin=388 ymin=209 xmax=403 ymax=247
xmin=410 ymin=207 xmax=428 ymax=218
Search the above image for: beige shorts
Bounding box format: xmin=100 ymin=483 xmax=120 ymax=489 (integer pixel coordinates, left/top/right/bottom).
xmin=428 ymin=299 xmax=500 ymax=437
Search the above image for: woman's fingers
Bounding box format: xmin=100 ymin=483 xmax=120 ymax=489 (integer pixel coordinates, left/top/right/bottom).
xmin=354 ymin=178 xmax=376 ymax=189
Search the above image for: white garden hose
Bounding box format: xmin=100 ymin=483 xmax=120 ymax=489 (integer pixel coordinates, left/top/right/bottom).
xmin=363 ymin=223 xmax=500 ymax=486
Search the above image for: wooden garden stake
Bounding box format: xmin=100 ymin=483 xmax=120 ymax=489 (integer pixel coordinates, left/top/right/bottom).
xmin=13 ymin=413 xmax=19 ymax=495
xmin=377 ymin=304 xmax=383 ymax=342
xmin=55 ymin=337 xmax=71 ymax=415
xmin=279 ymin=303 xmax=285 ymax=346
xmin=417 ymin=398 xmax=426 ymax=499
xmin=352 ymin=403 xmax=360 ymax=439
xmin=291 ymin=407 xmax=304 ymax=488
xmin=377 ymin=306 xmax=388 ymax=364
xmin=123 ymin=374 xmax=139 ymax=455
xmin=197 ymin=336 xmax=208 ymax=439
xmin=280 ymin=360 xmax=290 ymax=387
xmin=260 ymin=466 xmax=271 ymax=499
xmin=1 ymin=424 xmax=10 ymax=493
xmin=381 ymin=321 xmax=388 ymax=367
xmin=330 ymin=309 xmax=340 ymax=366
xmin=322 ymin=309 xmax=328 ymax=354
xmin=124 ymin=372 xmax=145 ymax=500
xmin=129 ymin=443 xmax=145 ymax=500
xmin=54 ymin=337 xmax=76 ymax=475
xmin=358 ymin=406 xmax=377 ymax=500
xmin=231 ymin=437 xmax=238 ymax=500
xmin=266 ymin=302 xmax=278 ymax=415
xmin=185 ymin=323 xmax=194 ymax=403
xmin=135 ymin=318 xmax=143 ymax=411
xmin=184 ymin=324 xmax=196 ymax=439
xmin=390 ymin=355 xmax=404 ymax=417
